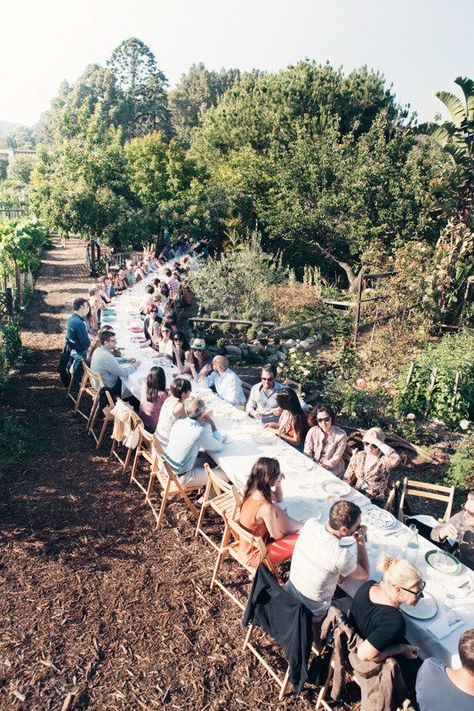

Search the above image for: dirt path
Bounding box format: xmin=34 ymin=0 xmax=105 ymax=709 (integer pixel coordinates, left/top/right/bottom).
xmin=0 ymin=240 xmax=347 ymax=710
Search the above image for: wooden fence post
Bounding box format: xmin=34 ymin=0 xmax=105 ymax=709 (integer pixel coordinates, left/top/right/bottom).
xmin=424 ymin=366 xmax=438 ymax=418
xmin=450 ymin=371 xmax=460 ymax=413
xmin=353 ymin=271 xmax=364 ymax=347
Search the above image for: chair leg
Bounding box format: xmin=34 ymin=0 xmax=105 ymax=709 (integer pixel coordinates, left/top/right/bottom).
xmin=194 ymin=479 xmax=212 ymax=538
xmin=130 ymin=448 xmax=141 ymax=483
xmin=315 ymin=658 xmax=334 ymax=710
xmin=122 ymin=444 xmax=135 ymax=475
xmin=74 ymin=386 xmax=85 ymax=414
xmin=86 ymin=394 xmax=100 ymax=431
xmin=242 ymin=624 xmax=253 ymax=651
xmin=96 ymin=414 xmax=112 ymax=449
xmin=278 ymin=667 xmax=290 ymax=701
xmin=155 ymin=479 xmax=171 ymax=530
xmin=210 ymin=525 xmax=231 ymax=591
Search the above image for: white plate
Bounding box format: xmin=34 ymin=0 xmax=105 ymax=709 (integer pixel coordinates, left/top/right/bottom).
xmin=400 ymin=592 xmax=438 ymax=620
xmin=363 ymin=506 xmax=396 ymax=530
xmin=254 ymin=432 xmax=275 ymax=445
xmin=321 ymin=479 xmax=351 ymax=497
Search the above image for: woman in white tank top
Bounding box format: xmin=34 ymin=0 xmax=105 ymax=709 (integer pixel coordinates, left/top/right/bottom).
xmin=154 ymin=377 xmax=192 ymax=444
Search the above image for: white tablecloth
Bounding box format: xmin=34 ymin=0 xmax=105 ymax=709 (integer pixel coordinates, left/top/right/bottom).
xmin=107 ymin=277 xmax=474 ymax=668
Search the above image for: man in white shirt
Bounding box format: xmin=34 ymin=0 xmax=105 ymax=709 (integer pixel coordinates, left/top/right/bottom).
xmin=90 ymin=331 xmax=138 ymax=397
xmin=202 ymin=355 xmax=246 ymax=407
xmin=286 ymin=500 xmax=370 ymax=621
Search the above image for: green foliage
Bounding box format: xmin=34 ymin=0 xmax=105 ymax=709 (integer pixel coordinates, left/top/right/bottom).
xmin=323 ymin=375 xmax=386 ymax=428
xmin=0 ymin=319 xmax=24 ymax=378
xmin=279 ymin=349 xmax=323 ymax=395
xmin=188 ymin=232 xmax=286 ymax=322
xmin=443 ymin=433 xmax=474 ymax=492
xmin=0 ymin=219 xmax=48 ymax=276
xmin=0 ymin=157 xmax=8 ymax=181
xmin=7 ymin=155 xmax=35 ymax=184
xmin=392 ymin=332 xmax=474 ymax=428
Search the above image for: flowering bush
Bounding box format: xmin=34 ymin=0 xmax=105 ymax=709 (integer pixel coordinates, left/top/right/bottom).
xmin=279 ymin=348 xmax=323 ymax=394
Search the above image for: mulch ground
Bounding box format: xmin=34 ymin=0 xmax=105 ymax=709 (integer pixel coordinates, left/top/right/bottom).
xmin=0 ymin=239 xmax=358 ymax=710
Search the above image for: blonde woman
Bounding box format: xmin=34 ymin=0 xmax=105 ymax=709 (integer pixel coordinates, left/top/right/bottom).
xmin=351 ymin=555 xmax=424 ymax=699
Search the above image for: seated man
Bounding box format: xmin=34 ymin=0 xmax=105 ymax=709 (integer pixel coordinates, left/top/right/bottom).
xmin=101 ymin=275 xmax=115 ymax=301
xmin=416 ymin=628 xmax=474 ymax=710
xmin=90 ymin=330 xmax=138 ymax=398
xmin=202 ymin=355 xmax=246 ymax=407
xmin=285 ymin=500 xmax=370 ymax=623
xmin=162 ymin=398 xmax=227 ymax=487
xmin=246 ymin=363 xmax=283 ymax=422
xmin=431 ymin=491 xmax=474 ymax=570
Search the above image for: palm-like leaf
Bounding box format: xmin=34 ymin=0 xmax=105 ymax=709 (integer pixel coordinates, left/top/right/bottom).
xmin=455 ymin=76 xmax=474 ymax=123
xmin=436 ymin=91 xmax=466 ymax=127
xmin=420 ymin=123 xmax=450 ymax=148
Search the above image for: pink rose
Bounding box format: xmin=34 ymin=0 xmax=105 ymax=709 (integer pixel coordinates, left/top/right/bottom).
xmin=389 ymin=389 xmax=398 ymax=397
xmin=383 ymin=381 xmax=393 ymax=389
xmin=355 ymin=378 xmax=367 ymax=389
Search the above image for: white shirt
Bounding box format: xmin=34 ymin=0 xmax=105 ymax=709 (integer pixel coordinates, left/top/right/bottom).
xmin=206 ymin=368 xmax=246 ymax=406
xmin=288 ymin=519 xmax=356 ymax=620
xmin=155 ymin=396 xmax=180 ymax=444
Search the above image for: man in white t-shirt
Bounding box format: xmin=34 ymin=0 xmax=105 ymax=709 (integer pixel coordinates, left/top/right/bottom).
xmin=285 ymin=500 xmax=370 ymax=621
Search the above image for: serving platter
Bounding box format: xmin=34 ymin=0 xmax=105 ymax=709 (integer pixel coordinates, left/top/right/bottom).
xmin=401 ymin=592 xmax=438 ymax=620
xmin=425 ymin=549 xmax=461 ymax=575
xmin=321 ymin=479 xmax=351 ymax=498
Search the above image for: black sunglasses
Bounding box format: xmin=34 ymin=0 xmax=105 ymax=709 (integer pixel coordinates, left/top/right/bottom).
xmin=399 ymin=581 xmax=425 ymax=600
xmin=317 ymin=416 xmax=331 ymax=423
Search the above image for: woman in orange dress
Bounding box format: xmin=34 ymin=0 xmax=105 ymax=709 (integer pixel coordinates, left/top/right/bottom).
xmin=238 ymin=457 xmax=300 ymax=568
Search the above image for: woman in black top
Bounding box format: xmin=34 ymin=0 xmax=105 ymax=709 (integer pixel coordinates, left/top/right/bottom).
xmin=351 ymin=555 xmax=424 ymax=699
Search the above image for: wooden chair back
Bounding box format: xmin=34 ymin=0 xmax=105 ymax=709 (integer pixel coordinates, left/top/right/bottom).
xmin=89 ymin=387 xmax=115 ymax=447
xmin=398 ymin=477 xmax=455 ymax=524
xmin=195 ymin=464 xmax=241 ymax=550
xmin=74 ymin=362 xmax=104 ymax=429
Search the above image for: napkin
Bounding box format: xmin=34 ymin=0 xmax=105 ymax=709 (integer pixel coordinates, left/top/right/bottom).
xmin=426 ymin=613 xmax=464 ymax=640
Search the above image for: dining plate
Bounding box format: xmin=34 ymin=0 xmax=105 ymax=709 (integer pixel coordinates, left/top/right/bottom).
xmin=400 ymin=592 xmax=438 ymax=620
xmin=425 ymin=549 xmax=461 ymax=575
xmin=321 ymin=479 xmax=351 ymax=497
xmin=362 ymin=506 xmax=396 ymax=530
xmin=254 ymin=431 xmax=275 ymax=445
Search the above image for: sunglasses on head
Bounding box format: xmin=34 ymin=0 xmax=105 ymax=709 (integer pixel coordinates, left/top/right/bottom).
xmin=317 ymin=416 xmax=331 ymax=423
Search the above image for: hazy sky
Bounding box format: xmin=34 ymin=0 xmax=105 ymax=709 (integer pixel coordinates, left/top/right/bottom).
xmin=2 ymin=0 xmax=473 ymax=126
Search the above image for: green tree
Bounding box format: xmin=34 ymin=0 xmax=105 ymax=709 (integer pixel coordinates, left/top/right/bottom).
xmin=0 ymin=157 xmax=7 ymax=181
xmin=107 ymin=37 xmax=172 ymax=140
xmin=421 ymin=77 xmax=474 ymax=323
xmin=7 ymin=155 xmax=35 ymax=184
xmin=169 ymin=63 xmax=245 ymax=144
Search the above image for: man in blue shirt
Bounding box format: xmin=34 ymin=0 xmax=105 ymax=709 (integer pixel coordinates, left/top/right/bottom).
xmin=65 ymin=297 xmax=91 ymax=382
xmin=163 ymin=398 xmax=228 ymax=487
xmin=102 ymin=276 xmax=115 ymax=301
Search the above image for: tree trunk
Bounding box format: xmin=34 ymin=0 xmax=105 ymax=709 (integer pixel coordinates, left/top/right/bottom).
xmin=312 ymin=239 xmax=359 ymax=292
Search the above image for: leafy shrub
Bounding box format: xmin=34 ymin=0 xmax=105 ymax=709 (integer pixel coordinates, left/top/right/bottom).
xmin=188 ymin=232 xmax=286 ymax=323
xmin=322 ymin=375 xmax=386 ymax=428
xmin=279 ymin=348 xmax=324 ymax=395
xmin=0 ymin=319 xmax=24 ymax=378
xmin=392 ymin=331 xmax=474 ymax=429
xmin=443 ymin=433 xmax=474 ymax=493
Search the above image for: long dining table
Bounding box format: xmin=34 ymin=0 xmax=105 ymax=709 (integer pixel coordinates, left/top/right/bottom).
xmin=104 ymin=271 xmax=474 ymax=669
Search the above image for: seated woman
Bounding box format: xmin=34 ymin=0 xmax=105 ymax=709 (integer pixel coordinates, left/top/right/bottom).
xmin=138 ymin=366 xmax=168 ymax=432
xmin=344 ymin=427 xmax=400 ymax=504
xmin=263 ymin=387 xmax=308 ymax=448
xmin=304 ymin=403 xmax=347 ymax=478
xmin=351 ymin=555 xmax=424 ymax=700
xmin=152 ymin=322 xmax=174 ymax=359
xmin=140 ymin=285 xmax=155 ymax=314
xmin=171 ymin=331 xmax=190 ymax=369
xmin=88 ymin=285 xmax=107 ymax=334
xmin=185 ymin=338 xmax=212 ymax=379
xmin=239 ymin=457 xmax=300 ymax=568
xmin=155 ymin=377 xmax=192 ymax=444
xmin=143 ymin=304 xmax=162 ymax=343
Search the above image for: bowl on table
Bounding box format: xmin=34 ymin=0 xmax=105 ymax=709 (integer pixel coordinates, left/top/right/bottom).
xmin=254 ymin=431 xmax=275 ymax=446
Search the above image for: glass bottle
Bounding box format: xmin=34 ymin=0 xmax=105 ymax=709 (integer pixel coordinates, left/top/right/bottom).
xmin=406 ymin=524 xmax=419 ymax=562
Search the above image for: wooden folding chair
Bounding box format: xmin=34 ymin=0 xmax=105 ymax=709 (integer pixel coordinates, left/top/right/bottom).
xmin=110 ymin=406 xmax=142 ymax=474
xmin=132 ymin=435 xmax=203 ymax=530
xmin=89 ymin=388 xmax=116 ymax=448
xmin=74 ymin=363 xmax=104 ymax=431
xmin=130 ymin=424 xmax=157 ymax=494
xmin=383 ymin=479 xmax=400 ymax=512
xmin=243 ymin=620 xmax=291 ymax=700
xmin=398 ymin=477 xmax=455 ymax=524
xmin=194 ymin=463 xmax=242 ymax=551
xmin=210 ymin=515 xmax=282 ymax=611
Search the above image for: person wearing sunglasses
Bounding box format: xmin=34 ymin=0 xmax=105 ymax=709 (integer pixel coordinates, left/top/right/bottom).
xmin=352 ymin=555 xmax=424 ymax=700
xmin=245 ymin=364 xmax=284 ymax=423
xmin=344 ymin=427 xmax=400 ymax=504
xmin=304 ymin=403 xmax=347 ymax=477
xmin=431 ymin=491 xmax=474 ymax=570
xmin=153 ymin=321 xmax=174 ymax=359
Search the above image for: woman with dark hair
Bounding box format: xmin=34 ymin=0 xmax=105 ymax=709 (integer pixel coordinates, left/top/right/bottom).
xmin=153 ymin=321 xmax=174 ymax=358
xmin=263 ymin=387 xmax=308 ymax=448
xmin=143 ymin=303 xmax=162 ymax=342
xmin=155 ymin=377 xmax=192 ymax=444
xmin=138 ymin=366 xmax=167 ymax=432
xmin=171 ymin=331 xmax=190 ymax=369
xmin=238 ymin=457 xmax=300 ymax=568
xmin=304 ymin=402 xmax=348 ymax=478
